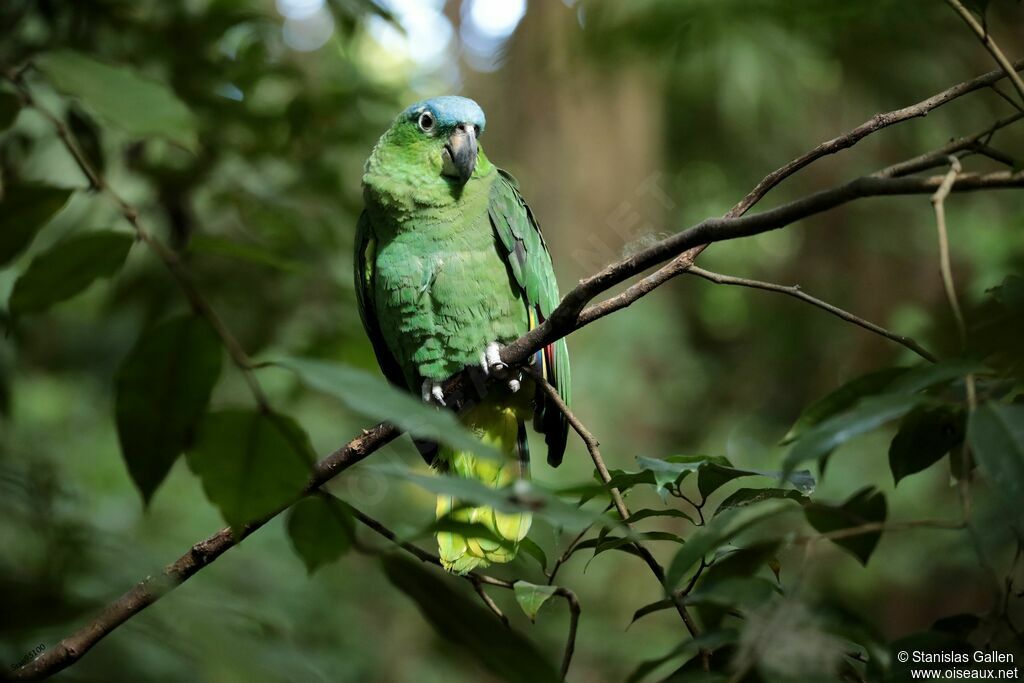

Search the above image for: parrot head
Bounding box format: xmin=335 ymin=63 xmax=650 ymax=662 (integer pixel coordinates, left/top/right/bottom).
xmin=364 ymin=96 xmax=488 ymax=201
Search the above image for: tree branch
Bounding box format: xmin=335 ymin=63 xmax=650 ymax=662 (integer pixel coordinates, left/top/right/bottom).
xmin=725 ymin=57 xmax=1024 ymax=219
xmin=683 ymin=266 xmax=937 ymax=362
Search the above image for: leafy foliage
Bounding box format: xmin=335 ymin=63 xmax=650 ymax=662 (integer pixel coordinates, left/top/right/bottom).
xmin=9 ymin=230 xmax=133 ymax=314
xmin=286 ymin=495 xmax=355 ymax=574
xmin=35 ymin=50 xmax=199 ymax=150
xmin=0 ymin=183 xmax=72 ymax=266
xmin=185 ymin=410 xmax=313 ymax=534
xmin=115 ymin=315 xmax=222 ymax=502
xmin=383 ymin=555 xmax=560 ymax=683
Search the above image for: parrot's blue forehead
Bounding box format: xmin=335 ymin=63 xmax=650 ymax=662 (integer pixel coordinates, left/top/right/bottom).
xmin=402 ymin=96 xmax=486 ymax=133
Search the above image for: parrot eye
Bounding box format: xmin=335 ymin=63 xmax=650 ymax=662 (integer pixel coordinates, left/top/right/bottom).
xmin=417 ymin=111 xmax=435 ymax=133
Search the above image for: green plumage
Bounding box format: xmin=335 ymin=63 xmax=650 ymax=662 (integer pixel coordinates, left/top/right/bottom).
xmin=355 ymin=97 xmax=570 ymax=572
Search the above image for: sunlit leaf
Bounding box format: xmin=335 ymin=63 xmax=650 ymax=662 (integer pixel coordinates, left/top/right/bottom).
xmin=186 ymin=410 xmax=313 ymax=534
xmin=513 ymin=581 xmax=558 ymax=621
xmin=666 ymin=499 xmax=795 ymax=589
xmin=888 ymin=405 xmax=964 ymax=485
xmin=115 ymin=315 xmax=222 ymax=502
xmin=276 ymin=357 xmax=501 ymax=460
xmin=968 ymin=402 xmax=1024 ymax=532
xmin=9 ymin=230 xmax=132 ymax=314
xmin=286 ymin=495 xmax=354 ymax=574
xmin=804 ymin=487 xmax=887 ymax=565
xmin=383 ymin=555 xmax=560 ymax=683
xmin=0 ymin=184 xmax=73 ymax=267
xmin=35 ymin=50 xmax=198 ymax=150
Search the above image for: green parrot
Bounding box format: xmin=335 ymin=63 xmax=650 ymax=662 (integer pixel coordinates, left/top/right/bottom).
xmin=355 ymin=96 xmax=571 ymax=573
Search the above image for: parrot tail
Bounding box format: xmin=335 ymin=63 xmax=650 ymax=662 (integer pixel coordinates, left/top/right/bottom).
xmin=435 ymin=402 xmax=531 ymax=574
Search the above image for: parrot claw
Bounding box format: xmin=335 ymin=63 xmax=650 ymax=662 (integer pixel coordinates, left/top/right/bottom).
xmin=421 ymin=379 xmax=446 ymax=406
xmin=507 ymin=377 xmax=521 ymax=393
xmin=481 ymin=342 xmax=507 ymax=376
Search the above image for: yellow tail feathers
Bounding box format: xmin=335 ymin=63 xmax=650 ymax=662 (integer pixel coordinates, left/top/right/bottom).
xmin=435 ymin=404 xmax=531 ymax=574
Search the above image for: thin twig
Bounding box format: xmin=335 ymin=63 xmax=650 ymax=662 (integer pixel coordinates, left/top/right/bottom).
xmin=684 ymin=266 xmax=938 ymax=362
xmin=527 ymin=368 xmax=711 ymax=671
xmin=989 ymin=83 xmax=1024 ymax=113
xmin=547 ymin=523 xmax=595 ymax=585
xmin=946 ymin=0 xmax=1024 ymax=108
xmin=874 ymin=112 xmax=1023 ymax=178
xmin=726 ymin=57 xmax=1024 ymax=219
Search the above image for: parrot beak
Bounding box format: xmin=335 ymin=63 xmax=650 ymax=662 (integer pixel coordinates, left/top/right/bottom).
xmin=441 ymin=123 xmax=478 ymax=184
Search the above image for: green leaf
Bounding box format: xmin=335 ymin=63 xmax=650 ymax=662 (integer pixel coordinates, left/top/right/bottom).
xmin=9 ymin=230 xmax=133 ymax=314
xmin=35 ymin=50 xmax=198 ymax=150
xmin=781 ymin=368 xmax=907 ymax=444
xmin=783 ymin=393 xmax=925 ymax=475
xmin=968 ymin=402 xmax=1024 ymax=531
xmin=383 ymin=555 xmax=559 ymax=683
xmin=683 ymin=576 xmax=779 ymax=609
xmin=629 ymin=598 xmax=675 ymax=626
xmin=888 ymin=405 xmax=965 ymax=485
xmin=626 ymin=630 xmax=738 ymax=683
xmin=115 ymin=315 xmax=222 ymax=502
xmin=636 ymin=455 xmax=814 ymax=499
xmin=519 ymin=537 xmax=548 ymax=572
xmin=0 ymin=183 xmax=73 ymax=267
xmin=513 ymin=581 xmax=558 ymax=621
xmin=625 ymin=508 xmax=696 ymax=526
xmin=286 ymin=495 xmax=354 ymax=574
xmin=0 ymin=91 xmax=20 ymax=131
xmin=666 ymin=499 xmax=795 ymax=589
xmin=716 ymin=487 xmax=809 ymax=514
xmin=885 ymin=358 xmax=986 ymax=395
xmin=804 ymin=487 xmax=887 ymax=565
xmin=276 ymin=357 xmax=501 ymax=461
xmin=186 ymin=410 xmax=314 ymax=534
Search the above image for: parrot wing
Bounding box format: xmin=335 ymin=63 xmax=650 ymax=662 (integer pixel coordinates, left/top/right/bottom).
xmin=354 ymin=210 xmax=410 ymax=393
xmin=488 ymin=169 xmax=571 ymax=467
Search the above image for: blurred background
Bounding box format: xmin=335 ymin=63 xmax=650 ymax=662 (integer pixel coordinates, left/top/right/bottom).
xmin=1 ymin=0 xmax=1023 ymax=681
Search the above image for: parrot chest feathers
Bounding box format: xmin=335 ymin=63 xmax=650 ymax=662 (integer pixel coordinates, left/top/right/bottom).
xmin=372 ymin=202 xmax=527 ymax=383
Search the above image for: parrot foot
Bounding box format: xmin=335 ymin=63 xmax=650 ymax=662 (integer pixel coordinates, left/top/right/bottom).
xmin=480 ymin=342 xmax=506 ymax=376
xmin=480 ymin=341 xmax=521 ymax=394
xmin=421 ymin=379 xmax=446 ymax=406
